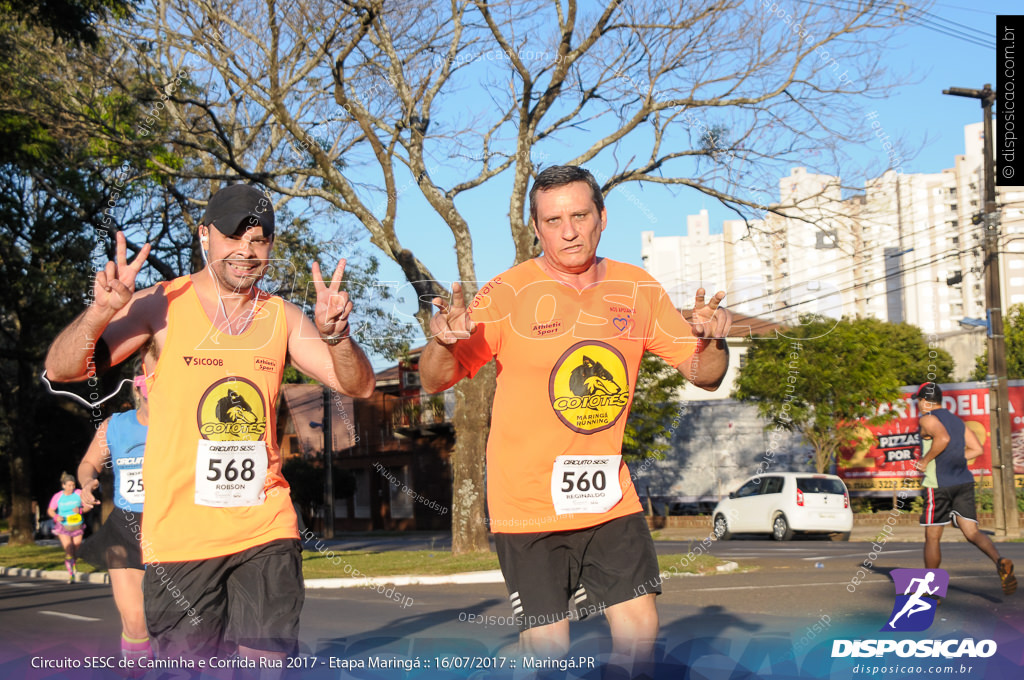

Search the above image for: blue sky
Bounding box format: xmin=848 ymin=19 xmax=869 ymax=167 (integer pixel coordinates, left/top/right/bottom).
xmin=349 ymin=1 xmax=1015 ymax=366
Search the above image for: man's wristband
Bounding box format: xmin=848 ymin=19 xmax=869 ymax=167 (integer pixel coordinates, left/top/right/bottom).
xmin=322 ymin=324 xmax=351 ymax=346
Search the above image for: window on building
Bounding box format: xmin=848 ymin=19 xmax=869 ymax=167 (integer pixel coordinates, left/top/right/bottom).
xmin=815 ymin=229 xmax=838 ymax=249
xmin=352 ymin=469 xmax=371 ymax=519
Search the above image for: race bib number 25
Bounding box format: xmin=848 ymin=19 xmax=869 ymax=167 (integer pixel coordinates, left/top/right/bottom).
xmin=119 ymin=469 xmax=145 ymax=505
xmin=550 ymin=455 xmax=623 ymax=515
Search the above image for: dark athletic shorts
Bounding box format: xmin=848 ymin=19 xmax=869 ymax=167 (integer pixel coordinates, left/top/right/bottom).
xmin=79 ymin=507 xmax=144 ymax=570
xmin=143 ymin=538 xmax=304 ymax=658
xmin=920 ymin=482 xmax=978 ymax=526
xmin=494 ymin=512 xmax=660 ymax=631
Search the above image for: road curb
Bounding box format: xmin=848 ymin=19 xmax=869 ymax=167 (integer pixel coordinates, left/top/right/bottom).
xmin=1 ymin=563 xmax=738 ymax=589
xmin=0 ymin=565 xmax=108 ymax=584
xmin=305 ymin=569 xmax=505 ymax=589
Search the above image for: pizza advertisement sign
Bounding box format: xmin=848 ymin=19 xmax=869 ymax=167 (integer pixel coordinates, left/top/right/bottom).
xmin=837 ymin=381 xmax=1024 ymax=493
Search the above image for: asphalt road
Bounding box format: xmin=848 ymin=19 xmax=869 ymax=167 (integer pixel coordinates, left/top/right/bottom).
xmin=0 ymin=539 xmax=1021 ymax=678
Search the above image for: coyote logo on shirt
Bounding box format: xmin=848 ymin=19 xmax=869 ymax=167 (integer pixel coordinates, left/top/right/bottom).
xmin=216 ymin=389 xmax=259 ymax=424
xmin=550 ymin=341 xmax=629 ymax=434
xmin=197 ymin=377 xmax=267 ymax=440
xmin=569 ymin=356 xmax=623 ymax=407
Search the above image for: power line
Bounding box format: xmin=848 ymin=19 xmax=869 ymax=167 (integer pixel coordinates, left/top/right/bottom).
xmin=790 ymin=0 xmax=994 ymax=50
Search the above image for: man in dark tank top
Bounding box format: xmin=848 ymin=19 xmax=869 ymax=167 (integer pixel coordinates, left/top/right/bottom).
xmin=915 ymin=382 xmax=1016 ymax=596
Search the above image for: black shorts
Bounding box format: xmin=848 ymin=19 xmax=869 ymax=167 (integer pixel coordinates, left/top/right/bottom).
xmin=143 ymin=538 xmax=304 ymax=658
xmin=79 ymin=507 xmax=144 ymax=570
xmin=920 ymin=482 xmax=978 ymax=526
xmin=494 ymin=512 xmax=660 ymax=631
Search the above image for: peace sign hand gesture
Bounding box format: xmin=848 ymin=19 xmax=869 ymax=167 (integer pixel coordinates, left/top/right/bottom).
xmin=690 ymin=288 xmax=732 ymax=344
xmin=312 ymin=259 xmax=353 ymax=343
xmin=93 ymin=232 xmax=151 ymax=316
xmin=430 ymin=282 xmax=476 ymax=346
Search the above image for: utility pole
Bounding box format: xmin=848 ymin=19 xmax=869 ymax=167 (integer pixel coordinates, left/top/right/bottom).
xmin=943 ymin=84 xmax=1019 ymax=538
xmin=322 ymin=386 xmax=335 ymax=539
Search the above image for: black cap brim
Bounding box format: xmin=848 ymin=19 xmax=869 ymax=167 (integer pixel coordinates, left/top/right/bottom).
xmin=201 ymin=184 xmax=275 ymax=238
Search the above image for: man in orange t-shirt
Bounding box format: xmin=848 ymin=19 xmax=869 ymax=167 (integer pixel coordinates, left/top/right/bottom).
xmin=45 ymin=184 xmax=376 ymax=663
xmin=420 ymin=165 xmax=733 ymax=669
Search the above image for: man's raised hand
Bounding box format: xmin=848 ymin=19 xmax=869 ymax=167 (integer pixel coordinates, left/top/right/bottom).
xmin=93 ymin=232 xmax=150 ymax=315
xmin=430 ymin=282 xmax=476 ymax=345
xmin=691 ymin=288 xmax=732 ymax=341
xmin=312 ymin=259 xmax=353 ymax=341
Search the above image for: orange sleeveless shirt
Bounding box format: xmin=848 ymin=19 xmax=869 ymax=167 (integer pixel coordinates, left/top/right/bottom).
xmin=141 ymin=276 xmax=298 ymax=563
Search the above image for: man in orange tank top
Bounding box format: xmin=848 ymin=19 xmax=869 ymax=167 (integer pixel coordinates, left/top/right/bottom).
xmin=419 ymin=166 xmax=733 ymax=674
xmin=45 ymin=184 xmax=375 ymax=665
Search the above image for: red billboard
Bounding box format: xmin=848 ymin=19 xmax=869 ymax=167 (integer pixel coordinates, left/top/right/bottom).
xmin=837 ymin=381 xmax=1024 ymax=493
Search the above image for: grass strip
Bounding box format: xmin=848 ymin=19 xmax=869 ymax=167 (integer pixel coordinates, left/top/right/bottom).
xmin=0 ymin=544 xmax=100 ymax=573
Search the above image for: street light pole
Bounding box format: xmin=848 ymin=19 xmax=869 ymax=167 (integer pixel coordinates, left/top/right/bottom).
xmin=943 ymin=84 xmax=1019 ymax=538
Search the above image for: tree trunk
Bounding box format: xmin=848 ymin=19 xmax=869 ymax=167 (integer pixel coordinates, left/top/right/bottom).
xmin=449 ymin=361 xmax=496 ymax=554
xmin=7 ymin=369 xmax=36 ymax=546
xmin=8 ymin=448 xmax=34 ymax=546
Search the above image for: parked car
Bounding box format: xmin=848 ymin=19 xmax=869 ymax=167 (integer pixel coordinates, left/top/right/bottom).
xmin=712 ymin=472 xmax=853 ymax=541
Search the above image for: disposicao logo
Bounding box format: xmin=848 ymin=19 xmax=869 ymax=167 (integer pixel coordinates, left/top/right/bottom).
xmin=883 ymin=568 xmax=948 ymax=632
xmin=831 ymin=567 xmax=997 ymax=659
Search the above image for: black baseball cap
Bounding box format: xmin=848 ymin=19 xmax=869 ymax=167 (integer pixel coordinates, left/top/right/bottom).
xmin=914 ymin=382 xmax=943 ymax=404
xmin=201 ymin=184 xmax=275 ymax=238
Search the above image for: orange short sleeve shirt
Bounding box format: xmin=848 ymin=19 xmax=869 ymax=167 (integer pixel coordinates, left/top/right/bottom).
xmin=453 ymin=259 xmax=698 ymax=533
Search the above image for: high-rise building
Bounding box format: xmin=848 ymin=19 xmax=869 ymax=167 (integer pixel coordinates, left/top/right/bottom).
xmin=643 ymin=123 xmax=1024 ymax=338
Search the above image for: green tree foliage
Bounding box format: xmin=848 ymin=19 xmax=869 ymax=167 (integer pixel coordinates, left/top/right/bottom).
xmin=0 ymin=157 xmax=111 ymax=545
xmin=733 ymin=316 xmax=953 ymax=473
xmin=972 ymin=304 xmax=1024 ymax=381
xmin=622 ymin=353 xmax=686 ymax=462
xmin=0 ymin=0 xmax=136 ymax=46
xmin=0 ymin=15 xmax=132 ymax=543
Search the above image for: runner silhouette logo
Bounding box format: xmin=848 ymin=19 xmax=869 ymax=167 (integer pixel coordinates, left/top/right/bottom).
xmin=883 ymin=568 xmax=949 ymax=632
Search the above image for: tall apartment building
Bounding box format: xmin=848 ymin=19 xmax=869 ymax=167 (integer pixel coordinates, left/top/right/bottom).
xmin=642 ymin=123 xmax=1024 ymax=338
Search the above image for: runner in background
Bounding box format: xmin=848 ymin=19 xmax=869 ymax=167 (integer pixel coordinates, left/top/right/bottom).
xmin=915 ymin=382 xmax=1016 ymax=596
xmin=48 ymin=472 xmax=88 ymax=583
xmin=79 ymin=355 xmax=153 ymax=668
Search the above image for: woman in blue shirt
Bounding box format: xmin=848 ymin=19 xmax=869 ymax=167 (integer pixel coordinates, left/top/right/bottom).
xmin=78 ymin=371 xmax=150 ymax=666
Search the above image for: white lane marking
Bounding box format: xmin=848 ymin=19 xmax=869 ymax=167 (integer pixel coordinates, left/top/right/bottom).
xmin=690 ymin=581 xmax=868 ymax=592
xmin=720 ymin=548 xmax=813 ymax=553
xmin=39 ymin=611 xmax=101 ymax=622
xmin=4 ymin=582 xmax=38 ymax=588
xmin=688 ymin=575 xmax=991 ymax=592
xmin=801 ymin=549 xmax=919 ymax=561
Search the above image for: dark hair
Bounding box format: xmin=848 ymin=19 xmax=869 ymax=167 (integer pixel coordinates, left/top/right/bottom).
xmin=528 ymin=165 xmax=604 ymax=224
xmin=914 ymin=382 xmax=943 ymax=404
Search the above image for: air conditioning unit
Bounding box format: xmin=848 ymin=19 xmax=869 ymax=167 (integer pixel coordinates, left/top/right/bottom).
xmin=401 ymin=371 xmax=421 ymax=389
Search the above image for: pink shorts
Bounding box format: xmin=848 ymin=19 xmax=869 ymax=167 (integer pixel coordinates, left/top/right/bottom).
xmin=53 ymin=522 xmax=84 ymax=539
